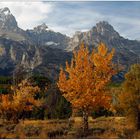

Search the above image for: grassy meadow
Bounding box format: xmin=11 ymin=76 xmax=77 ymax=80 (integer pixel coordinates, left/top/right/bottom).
xmin=0 ymin=116 xmax=140 ymax=139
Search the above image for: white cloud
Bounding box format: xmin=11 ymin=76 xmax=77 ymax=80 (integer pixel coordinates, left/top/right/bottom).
xmin=0 ymin=2 xmax=139 ymax=40
xmin=0 ymin=2 xmax=53 ymax=29
xmin=47 ymin=7 xmax=105 ymax=36
xmin=105 ymin=15 xmax=140 ymax=39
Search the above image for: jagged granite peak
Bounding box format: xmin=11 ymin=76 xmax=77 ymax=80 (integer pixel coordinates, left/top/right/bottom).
xmin=67 ymin=21 xmax=122 ymax=51
xmin=0 ymin=7 xmax=34 ymax=42
xmin=91 ymin=21 xmax=120 ymax=39
xmin=33 ymin=23 xmax=50 ymax=33
xmin=0 ymin=7 xmax=11 ymax=15
xmin=96 ymin=21 xmax=114 ymax=30
xmin=0 ymin=7 xmax=18 ymax=31
xmin=27 ymin=23 xmax=70 ymax=50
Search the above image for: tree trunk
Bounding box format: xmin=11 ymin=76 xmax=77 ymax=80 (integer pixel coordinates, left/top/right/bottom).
xmin=82 ymin=110 xmax=88 ymax=132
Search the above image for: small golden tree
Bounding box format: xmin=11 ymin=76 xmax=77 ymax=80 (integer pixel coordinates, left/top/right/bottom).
xmin=119 ymin=64 xmax=140 ymax=130
xmin=0 ymin=79 xmax=40 ymax=123
xmin=58 ymin=43 xmax=116 ymax=131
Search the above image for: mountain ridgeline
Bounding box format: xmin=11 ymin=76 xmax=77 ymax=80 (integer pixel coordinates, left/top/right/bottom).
xmin=0 ymin=7 xmax=140 ymax=80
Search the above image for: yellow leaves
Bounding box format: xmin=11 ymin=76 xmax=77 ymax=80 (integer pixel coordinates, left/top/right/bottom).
xmin=107 ymin=48 xmax=115 ymax=61
xmin=58 ymin=67 xmax=67 ymax=92
xmin=0 ymin=95 xmax=11 ymax=111
xmin=98 ymin=43 xmax=108 ymax=56
xmin=12 ymin=79 xmax=40 ymax=110
xmin=92 ymin=43 xmax=114 ymax=70
xmin=118 ymin=64 xmax=140 ymax=116
xmin=58 ymin=42 xmax=116 ymax=112
xmin=0 ymin=79 xmax=41 ymax=121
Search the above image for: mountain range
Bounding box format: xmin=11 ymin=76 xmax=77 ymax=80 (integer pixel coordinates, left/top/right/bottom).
xmin=0 ymin=7 xmax=140 ymax=81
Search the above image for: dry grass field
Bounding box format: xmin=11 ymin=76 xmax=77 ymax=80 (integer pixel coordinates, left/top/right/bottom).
xmin=0 ymin=116 xmax=140 ymax=139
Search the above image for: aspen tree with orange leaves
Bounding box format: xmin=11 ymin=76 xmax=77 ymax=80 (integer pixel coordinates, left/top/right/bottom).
xmin=58 ymin=43 xmax=116 ymax=131
xmin=118 ymin=64 xmax=140 ymax=130
xmin=0 ymin=79 xmax=41 ymax=123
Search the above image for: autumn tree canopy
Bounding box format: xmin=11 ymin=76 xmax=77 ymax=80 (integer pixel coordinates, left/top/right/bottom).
xmin=119 ymin=64 xmax=140 ymax=129
xmin=0 ymin=79 xmax=41 ymax=123
xmin=58 ymin=43 xmax=116 ymax=131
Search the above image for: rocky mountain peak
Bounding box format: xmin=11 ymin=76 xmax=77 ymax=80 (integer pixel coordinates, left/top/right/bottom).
xmin=96 ymin=21 xmax=112 ymax=28
xmin=92 ymin=21 xmax=120 ymax=39
xmin=67 ymin=21 xmax=123 ymax=51
xmin=33 ymin=23 xmax=50 ymax=33
xmin=0 ymin=7 xmax=18 ymax=31
xmin=0 ymin=7 xmax=11 ymax=15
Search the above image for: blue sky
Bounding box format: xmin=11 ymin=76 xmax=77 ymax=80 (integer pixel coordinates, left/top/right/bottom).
xmin=0 ymin=1 xmax=140 ymax=40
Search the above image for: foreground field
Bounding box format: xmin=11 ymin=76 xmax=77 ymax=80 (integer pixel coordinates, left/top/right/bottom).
xmin=0 ymin=116 xmax=140 ymax=139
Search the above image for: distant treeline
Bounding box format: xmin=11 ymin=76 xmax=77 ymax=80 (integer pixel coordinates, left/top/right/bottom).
xmin=0 ymin=76 xmax=12 ymax=85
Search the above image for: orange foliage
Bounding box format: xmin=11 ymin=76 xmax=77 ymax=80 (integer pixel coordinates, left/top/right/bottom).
xmin=58 ymin=43 xmax=116 ymax=112
xmin=12 ymin=79 xmax=41 ymax=111
xmin=0 ymin=79 xmax=40 ymax=122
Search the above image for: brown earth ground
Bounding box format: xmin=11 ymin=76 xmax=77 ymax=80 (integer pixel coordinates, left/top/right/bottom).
xmin=0 ymin=116 xmax=140 ymax=139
